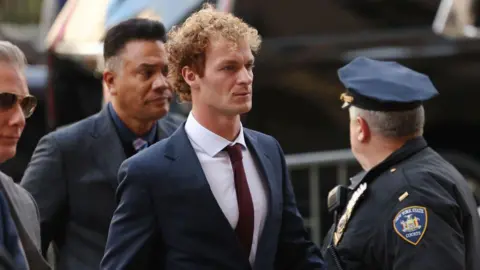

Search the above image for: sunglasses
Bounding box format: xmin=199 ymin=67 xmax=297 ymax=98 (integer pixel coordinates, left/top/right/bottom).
xmin=0 ymin=92 xmax=37 ymax=118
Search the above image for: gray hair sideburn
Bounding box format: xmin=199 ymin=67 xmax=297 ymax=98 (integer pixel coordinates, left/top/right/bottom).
xmin=349 ymin=105 xmax=425 ymax=138
xmin=0 ymin=41 xmax=27 ymax=69
xmin=105 ymin=56 xmax=122 ymax=72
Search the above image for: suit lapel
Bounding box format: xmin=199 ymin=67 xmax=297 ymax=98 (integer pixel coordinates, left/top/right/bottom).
xmin=164 ymin=125 xmax=238 ymax=231
xmin=166 ymin=127 xmax=280 ymax=267
xmin=244 ymin=130 xmax=281 ymax=269
xmin=92 ymin=109 xmax=180 ymax=190
xmin=164 ymin=126 xmax=251 ymax=268
xmin=0 ymin=173 xmax=50 ymax=270
xmin=90 ymin=108 xmax=127 ymax=190
xmin=156 ymin=115 xmax=177 ymax=141
xmin=0 ymin=173 xmax=36 ymax=244
xmin=243 ymin=130 xmax=275 ymax=217
xmin=156 ymin=120 xmax=167 ymax=141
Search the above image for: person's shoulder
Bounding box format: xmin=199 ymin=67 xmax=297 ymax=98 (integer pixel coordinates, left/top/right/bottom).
xmin=244 ymin=128 xmax=278 ymax=146
xmin=371 ymin=153 xmax=460 ymax=218
xmin=401 ymin=148 xmax=464 ymax=195
xmin=366 ymin=156 xmax=435 ymax=207
xmin=243 ymin=129 xmax=289 ymax=169
xmin=118 ymin=137 xmax=175 ymax=190
xmin=122 ymin=135 xmax=172 ymax=172
xmin=164 ymin=112 xmax=186 ymax=126
xmin=158 ymin=112 xmax=185 ymax=134
xmin=382 ymin=163 xmax=461 ymax=246
xmin=0 ymin=171 xmax=35 ymax=206
xmin=45 ymin=111 xmax=101 ymax=143
xmin=373 ymin=147 xmax=459 ymax=191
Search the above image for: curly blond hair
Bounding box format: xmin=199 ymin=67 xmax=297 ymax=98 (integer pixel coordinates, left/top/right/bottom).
xmin=166 ymin=3 xmax=262 ymax=102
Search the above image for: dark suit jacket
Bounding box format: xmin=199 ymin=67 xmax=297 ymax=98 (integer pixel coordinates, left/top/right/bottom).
xmin=0 ymin=172 xmax=50 ymax=270
xmin=20 ymin=107 xmax=183 ymax=269
xmin=101 ymin=125 xmax=325 ymax=270
xmin=0 ymin=247 xmax=14 ymax=270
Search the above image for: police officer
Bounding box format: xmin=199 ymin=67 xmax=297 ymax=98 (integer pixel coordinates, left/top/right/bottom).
xmin=322 ymin=57 xmax=480 ymax=270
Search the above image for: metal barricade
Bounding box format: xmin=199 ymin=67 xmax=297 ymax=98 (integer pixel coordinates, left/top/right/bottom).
xmin=285 ymin=149 xmax=358 ymax=246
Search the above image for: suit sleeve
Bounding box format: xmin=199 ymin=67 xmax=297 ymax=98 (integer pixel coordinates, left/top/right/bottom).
xmin=0 ymin=246 xmax=14 ymax=270
xmin=379 ymin=182 xmax=466 ymax=269
xmin=272 ymin=139 xmax=326 ymax=270
xmin=20 ymin=134 xmax=67 ymax=255
xmin=100 ymin=159 xmax=157 ymax=270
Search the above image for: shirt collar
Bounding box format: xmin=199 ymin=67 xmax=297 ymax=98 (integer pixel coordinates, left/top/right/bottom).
xmin=185 ymin=112 xmax=246 ymax=157
xmin=349 ymin=136 xmax=428 ymax=190
xmin=107 ymin=102 xmax=157 ymax=145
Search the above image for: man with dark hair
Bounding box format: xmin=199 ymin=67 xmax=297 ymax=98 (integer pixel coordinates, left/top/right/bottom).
xmin=21 ymin=18 xmax=183 ymax=269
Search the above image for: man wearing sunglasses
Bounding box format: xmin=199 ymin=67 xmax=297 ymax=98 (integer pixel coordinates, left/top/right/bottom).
xmin=20 ymin=19 xmax=183 ymax=269
xmin=0 ymin=41 xmax=50 ymax=270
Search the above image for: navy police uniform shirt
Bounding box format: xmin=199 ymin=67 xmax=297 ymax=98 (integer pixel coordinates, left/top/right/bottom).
xmin=321 ymin=137 xmax=480 ymax=270
xmin=321 ymin=57 xmax=480 ymax=269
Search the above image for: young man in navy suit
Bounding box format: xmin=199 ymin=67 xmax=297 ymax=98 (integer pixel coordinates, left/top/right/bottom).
xmin=101 ymin=4 xmax=325 ymax=270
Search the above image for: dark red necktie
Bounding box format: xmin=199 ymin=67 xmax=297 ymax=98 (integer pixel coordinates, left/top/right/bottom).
xmin=225 ymin=144 xmax=254 ymax=256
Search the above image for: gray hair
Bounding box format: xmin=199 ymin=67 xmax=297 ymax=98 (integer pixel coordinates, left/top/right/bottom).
xmin=105 ymin=56 xmax=122 ymax=73
xmin=0 ymin=41 xmax=27 ymax=70
xmin=349 ymin=106 xmax=425 ymax=137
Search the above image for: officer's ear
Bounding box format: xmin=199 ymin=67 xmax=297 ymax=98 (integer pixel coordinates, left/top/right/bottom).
xmin=356 ymin=116 xmax=370 ymax=143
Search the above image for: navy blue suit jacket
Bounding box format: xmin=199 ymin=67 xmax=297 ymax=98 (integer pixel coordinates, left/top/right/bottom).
xmin=101 ymin=126 xmax=325 ymax=270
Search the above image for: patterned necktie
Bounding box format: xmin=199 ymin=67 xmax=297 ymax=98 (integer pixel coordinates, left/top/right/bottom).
xmin=132 ymin=138 xmax=148 ymax=152
xmin=224 ymin=144 xmax=254 ymax=256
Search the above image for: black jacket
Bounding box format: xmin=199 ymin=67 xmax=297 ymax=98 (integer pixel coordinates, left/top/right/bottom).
xmin=322 ymin=137 xmax=480 ymax=270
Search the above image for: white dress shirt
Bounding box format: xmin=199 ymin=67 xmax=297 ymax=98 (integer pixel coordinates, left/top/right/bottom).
xmin=185 ymin=112 xmax=268 ymax=264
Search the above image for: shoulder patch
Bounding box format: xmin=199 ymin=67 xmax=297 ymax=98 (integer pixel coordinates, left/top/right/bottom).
xmin=393 ymin=206 xmax=428 ymax=245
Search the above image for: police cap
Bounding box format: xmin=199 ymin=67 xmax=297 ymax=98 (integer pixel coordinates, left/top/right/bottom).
xmin=338 ymin=57 xmax=438 ymax=111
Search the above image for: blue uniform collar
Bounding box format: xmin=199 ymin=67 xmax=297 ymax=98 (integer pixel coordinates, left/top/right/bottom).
xmin=350 ymin=136 xmax=428 ymax=189
xmin=107 ymin=102 xmax=157 ymax=146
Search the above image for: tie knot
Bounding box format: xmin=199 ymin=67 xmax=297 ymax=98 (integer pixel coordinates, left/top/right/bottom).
xmin=225 ymin=143 xmax=243 ymax=163
xmin=133 ymin=138 xmax=148 ymax=152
